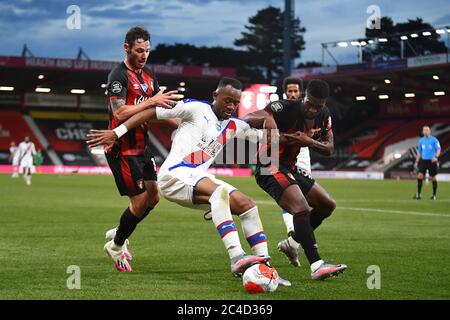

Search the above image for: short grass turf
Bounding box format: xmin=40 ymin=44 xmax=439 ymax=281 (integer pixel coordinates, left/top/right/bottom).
xmin=1 ymin=174 xmax=449 ymax=300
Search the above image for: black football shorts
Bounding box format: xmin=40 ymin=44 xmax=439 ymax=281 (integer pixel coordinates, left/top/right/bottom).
xmin=106 ymin=146 xmax=157 ymax=196
xmin=255 ymin=165 xmax=315 ymax=203
xmin=418 ymin=159 xmax=438 ymax=176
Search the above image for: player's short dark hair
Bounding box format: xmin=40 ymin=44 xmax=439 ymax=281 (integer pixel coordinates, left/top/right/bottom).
xmin=217 ymin=77 xmax=243 ymax=91
xmin=306 ymin=79 xmax=330 ymax=99
xmin=283 ymin=77 xmax=303 ymax=93
xmin=125 ymin=27 xmax=151 ymax=48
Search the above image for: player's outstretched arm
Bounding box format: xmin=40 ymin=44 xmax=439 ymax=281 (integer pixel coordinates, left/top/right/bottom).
xmin=112 ymin=89 xmax=178 ymax=121
xmin=86 ymin=107 xmax=161 ymax=148
xmin=86 ymin=129 xmax=119 ymax=148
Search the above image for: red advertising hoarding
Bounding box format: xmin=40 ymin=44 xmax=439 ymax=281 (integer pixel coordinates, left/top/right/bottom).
xmin=379 ymin=99 xmax=419 ymax=118
xmin=380 ymin=97 xmax=450 ymax=118
xmin=0 ymin=56 xmax=236 ymax=77
xmin=238 ymin=84 xmax=277 ymax=118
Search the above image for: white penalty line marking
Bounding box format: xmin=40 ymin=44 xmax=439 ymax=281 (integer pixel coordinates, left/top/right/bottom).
xmin=336 ymin=199 xmax=450 ymax=203
xmin=254 ymin=200 xmax=450 ymax=218
xmin=337 ymin=207 xmax=450 ymax=218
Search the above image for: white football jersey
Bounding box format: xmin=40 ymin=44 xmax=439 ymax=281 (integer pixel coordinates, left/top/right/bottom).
xmin=18 ymin=141 xmax=36 ymax=163
xmin=296 ymin=147 xmax=311 ymax=174
xmin=9 ymin=146 xmax=18 ymax=156
xmin=156 ymin=99 xmax=262 ymax=172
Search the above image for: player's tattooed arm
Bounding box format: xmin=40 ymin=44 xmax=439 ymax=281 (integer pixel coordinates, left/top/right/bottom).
xmin=283 ymin=130 xmax=334 ymax=156
xmin=310 ymin=131 xmax=334 ymax=156
xmin=110 ymin=98 xmax=126 ymax=111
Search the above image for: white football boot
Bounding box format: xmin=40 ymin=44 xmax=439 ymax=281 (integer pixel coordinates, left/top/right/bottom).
xmin=105 ymin=227 xmax=133 ymax=260
xmin=104 ymin=240 xmax=132 ymax=272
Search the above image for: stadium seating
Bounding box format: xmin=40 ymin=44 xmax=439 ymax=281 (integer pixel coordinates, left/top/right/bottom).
xmin=0 ymin=110 xmax=44 ymax=164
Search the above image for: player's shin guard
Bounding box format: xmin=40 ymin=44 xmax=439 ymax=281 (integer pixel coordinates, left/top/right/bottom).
xmin=239 ymin=206 xmax=268 ymax=257
xmin=292 ymin=212 xmax=321 ymax=265
xmin=210 ymin=186 xmax=245 ymax=260
xmin=281 ymin=209 xmax=295 ymax=234
xmin=417 ymin=179 xmax=423 ymax=195
xmin=114 ymin=207 xmax=145 ymax=246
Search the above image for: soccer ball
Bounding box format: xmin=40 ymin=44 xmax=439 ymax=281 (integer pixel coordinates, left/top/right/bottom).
xmin=242 ymin=263 xmax=279 ymax=293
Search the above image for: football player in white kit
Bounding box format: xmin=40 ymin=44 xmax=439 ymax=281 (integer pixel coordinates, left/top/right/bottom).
xmin=88 ymin=78 xmax=290 ymax=281
xmin=9 ymin=141 xmax=20 ymax=178
xmin=18 ymin=135 xmax=36 ymax=185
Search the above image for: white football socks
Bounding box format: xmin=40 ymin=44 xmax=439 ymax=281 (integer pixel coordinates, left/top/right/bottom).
xmin=311 ymin=259 xmax=325 ymax=272
xmin=238 ymin=206 xmax=268 ymax=257
xmin=287 ymin=236 xmax=300 ymax=249
xmin=281 ymin=209 xmax=295 ymax=234
xmin=209 ymin=186 xmax=245 ymax=260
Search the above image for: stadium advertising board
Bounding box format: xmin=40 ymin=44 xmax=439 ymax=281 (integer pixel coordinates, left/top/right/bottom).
xmin=420 ymin=97 xmax=450 ymax=116
xmin=291 ymin=66 xmax=337 ymax=77
xmin=25 ymin=93 xmax=78 ymax=108
xmin=407 ymin=53 xmax=449 ymax=68
xmin=380 ymin=97 xmax=450 ymax=118
xmin=379 ymin=99 xmax=419 ymax=118
xmin=238 ymin=84 xmax=274 ymax=118
xmin=0 ymin=56 xmax=236 ymax=77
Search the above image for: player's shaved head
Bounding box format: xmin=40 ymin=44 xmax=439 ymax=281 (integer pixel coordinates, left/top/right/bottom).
xmin=216 ymin=77 xmax=243 ymax=91
xmin=303 ymin=79 xmax=329 ymax=119
xmin=306 ymin=79 xmax=329 ymax=100
xmin=213 ymin=78 xmax=242 ymax=120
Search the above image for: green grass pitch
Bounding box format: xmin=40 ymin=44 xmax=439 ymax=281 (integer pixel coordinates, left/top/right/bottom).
xmin=1 ymin=173 xmax=449 ymax=300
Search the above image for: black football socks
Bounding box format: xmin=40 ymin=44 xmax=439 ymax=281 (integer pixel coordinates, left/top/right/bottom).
xmin=432 ymin=181 xmax=437 ymax=196
xmin=292 ymin=213 xmax=321 ymax=265
xmin=114 ymin=207 xmax=147 ymax=246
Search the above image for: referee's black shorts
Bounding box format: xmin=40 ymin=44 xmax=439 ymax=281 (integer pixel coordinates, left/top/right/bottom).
xmin=255 ymin=165 xmax=315 ymax=203
xmin=106 ymin=146 xmax=158 ymax=196
xmin=418 ymin=159 xmax=438 ymax=176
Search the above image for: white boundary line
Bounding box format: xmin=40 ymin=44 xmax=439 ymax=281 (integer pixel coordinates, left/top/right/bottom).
xmin=336 ymin=199 xmax=450 ymax=203
xmin=338 ymin=206 xmax=450 ymax=218
xmin=255 ymin=200 xmax=450 ymax=218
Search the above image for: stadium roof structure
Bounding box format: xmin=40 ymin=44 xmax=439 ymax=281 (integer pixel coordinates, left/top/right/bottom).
xmin=292 ymin=53 xmax=450 ymax=102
